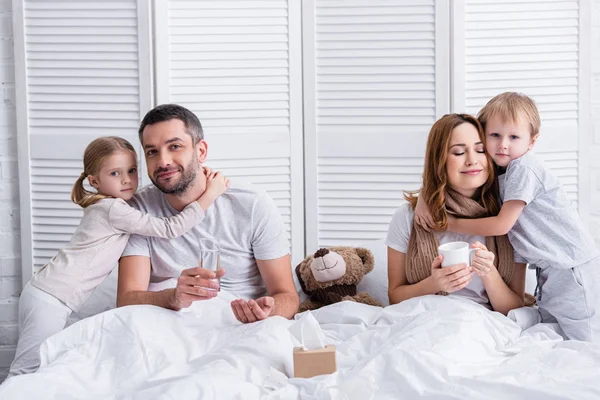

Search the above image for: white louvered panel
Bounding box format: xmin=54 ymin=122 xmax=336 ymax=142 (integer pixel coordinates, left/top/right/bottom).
xmin=317 ymin=157 xmax=423 ymax=248
xmin=536 ymin=151 xmax=579 ymax=208
xmin=167 ymin=0 xmax=290 ymax=137
xmin=464 ymin=0 xmax=580 ymax=204
xmin=17 ymin=0 xmax=148 ymax=274
xmin=465 ymin=0 xmax=579 ymax=124
xmin=24 ymin=0 xmax=141 ymax=136
xmin=28 ymin=134 xmax=142 ymax=269
xmin=30 ymin=159 xmax=83 ymax=268
xmin=160 ymin=0 xmax=303 ymax=261
xmin=313 ymin=0 xmax=438 ymax=248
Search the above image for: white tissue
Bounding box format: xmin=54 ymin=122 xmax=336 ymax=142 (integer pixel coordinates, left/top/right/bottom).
xmin=288 ymin=312 xmax=326 ymax=350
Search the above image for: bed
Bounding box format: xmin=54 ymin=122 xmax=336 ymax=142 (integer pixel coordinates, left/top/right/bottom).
xmin=1 ymin=241 xmax=599 ymax=399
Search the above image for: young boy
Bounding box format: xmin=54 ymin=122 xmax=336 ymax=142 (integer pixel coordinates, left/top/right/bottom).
xmin=416 ymin=92 xmax=600 ymax=341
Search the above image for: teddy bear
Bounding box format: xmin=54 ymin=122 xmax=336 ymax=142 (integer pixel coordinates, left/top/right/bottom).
xmin=295 ymin=246 xmax=382 ymax=312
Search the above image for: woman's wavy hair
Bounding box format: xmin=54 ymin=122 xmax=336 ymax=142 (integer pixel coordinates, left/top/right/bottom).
xmin=404 ymin=114 xmax=499 ymax=230
xmin=70 ymin=136 xmax=137 ymax=208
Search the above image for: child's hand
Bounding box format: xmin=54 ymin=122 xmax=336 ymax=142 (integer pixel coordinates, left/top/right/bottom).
xmin=203 ymin=166 xmax=214 ymax=177
xmin=197 ymin=170 xmax=230 ymax=211
xmin=470 ymin=242 xmax=497 ymax=278
xmin=415 ymin=194 xmax=435 ymax=232
xmin=205 ymin=171 xmax=230 ymax=197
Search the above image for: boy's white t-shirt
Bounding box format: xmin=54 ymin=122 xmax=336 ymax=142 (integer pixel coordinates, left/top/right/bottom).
xmin=122 ymin=183 xmax=290 ymax=300
xmin=386 ymin=203 xmax=525 ymax=308
xmin=499 ymin=151 xmax=599 ymax=269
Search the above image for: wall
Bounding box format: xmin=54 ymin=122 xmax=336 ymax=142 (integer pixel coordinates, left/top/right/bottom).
xmin=0 ymin=0 xmax=20 ymax=382
xmin=590 ymin=0 xmax=600 ymax=245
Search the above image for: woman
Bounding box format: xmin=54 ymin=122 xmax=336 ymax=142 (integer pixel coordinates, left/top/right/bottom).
xmin=387 ymin=114 xmax=526 ymax=315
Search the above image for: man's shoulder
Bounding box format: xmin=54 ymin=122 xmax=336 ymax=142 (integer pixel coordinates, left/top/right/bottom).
xmin=221 ymin=180 xmax=271 ymax=205
xmin=127 ymin=185 xmax=164 ymax=211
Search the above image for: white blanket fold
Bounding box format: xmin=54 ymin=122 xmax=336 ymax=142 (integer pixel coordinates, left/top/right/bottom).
xmin=1 ymin=294 xmax=599 ymax=400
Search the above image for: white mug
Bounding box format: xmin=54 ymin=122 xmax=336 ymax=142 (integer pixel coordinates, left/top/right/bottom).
xmin=437 ymin=241 xmax=477 ymax=268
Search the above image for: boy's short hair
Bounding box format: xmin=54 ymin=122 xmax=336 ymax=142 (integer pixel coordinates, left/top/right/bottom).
xmin=477 ymin=92 xmax=540 ymax=137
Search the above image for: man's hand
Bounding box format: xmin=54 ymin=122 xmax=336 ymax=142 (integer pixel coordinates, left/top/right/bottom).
xmin=171 ymin=266 xmax=226 ymax=311
xmin=231 ymin=296 xmax=275 ymax=323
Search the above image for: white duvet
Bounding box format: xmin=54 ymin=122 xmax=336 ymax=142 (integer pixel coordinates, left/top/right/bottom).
xmin=1 ymin=293 xmax=600 ymax=399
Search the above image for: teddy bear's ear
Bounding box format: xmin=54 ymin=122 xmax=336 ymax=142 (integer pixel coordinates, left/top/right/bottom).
xmin=354 ymin=247 xmax=374 ymax=272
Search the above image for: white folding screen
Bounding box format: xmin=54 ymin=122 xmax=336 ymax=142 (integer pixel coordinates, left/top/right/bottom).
xmin=452 ymin=0 xmax=590 ymax=214
xmin=14 ymin=0 xmax=592 ymax=280
xmin=303 ymin=0 xmax=450 ymax=251
xmin=152 ymin=0 xmax=304 ymax=264
xmin=13 ymin=0 xmax=152 ymax=282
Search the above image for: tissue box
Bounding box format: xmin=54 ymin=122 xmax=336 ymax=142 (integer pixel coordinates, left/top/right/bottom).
xmin=293 ymin=345 xmax=337 ymax=378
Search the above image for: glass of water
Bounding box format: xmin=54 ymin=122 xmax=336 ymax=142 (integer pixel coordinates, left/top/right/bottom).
xmin=199 ymin=237 xmax=221 ymax=292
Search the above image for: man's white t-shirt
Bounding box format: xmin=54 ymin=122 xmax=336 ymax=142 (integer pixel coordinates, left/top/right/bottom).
xmin=386 ymin=203 xmax=525 ymax=307
xmin=122 ymin=183 xmax=290 ymax=299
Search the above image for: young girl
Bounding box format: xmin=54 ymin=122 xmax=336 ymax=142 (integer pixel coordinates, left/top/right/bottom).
xmin=415 ymin=93 xmax=600 ymax=342
xmin=9 ymin=136 xmax=230 ymax=377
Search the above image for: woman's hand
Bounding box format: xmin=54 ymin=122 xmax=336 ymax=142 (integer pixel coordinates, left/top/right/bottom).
xmin=470 ymin=242 xmax=497 ymax=278
xmin=430 ymin=255 xmax=472 ymax=293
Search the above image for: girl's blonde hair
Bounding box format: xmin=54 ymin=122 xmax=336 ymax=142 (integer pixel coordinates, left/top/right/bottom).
xmin=404 ymin=114 xmax=499 ymax=230
xmin=477 ymin=92 xmax=540 ymax=138
xmin=71 ymin=136 xmax=137 ymax=208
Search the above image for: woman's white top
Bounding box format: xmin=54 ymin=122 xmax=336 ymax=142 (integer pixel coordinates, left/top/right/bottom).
xmin=386 ymin=203 xmax=525 ymax=307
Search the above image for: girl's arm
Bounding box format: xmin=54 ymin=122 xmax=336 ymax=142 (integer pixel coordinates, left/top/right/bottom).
xmin=387 ymin=247 xmax=472 ymax=305
xmin=110 ymin=173 xmax=229 ymax=239
xmin=470 ymin=242 xmax=525 ymax=315
xmin=448 ymin=200 xmax=526 ymax=236
xmin=109 ymin=200 xmax=205 ymax=239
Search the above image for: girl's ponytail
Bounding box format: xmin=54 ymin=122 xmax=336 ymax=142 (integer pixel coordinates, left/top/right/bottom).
xmin=70 ymin=172 xmax=88 ymax=206
xmin=70 ymin=171 xmax=108 ymax=208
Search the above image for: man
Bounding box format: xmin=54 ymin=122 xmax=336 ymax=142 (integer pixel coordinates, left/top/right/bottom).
xmin=117 ymin=104 xmax=299 ymax=322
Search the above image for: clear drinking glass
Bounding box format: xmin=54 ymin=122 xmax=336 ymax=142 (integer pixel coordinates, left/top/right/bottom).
xmin=199 ymin=237 xmax=220 ymax=291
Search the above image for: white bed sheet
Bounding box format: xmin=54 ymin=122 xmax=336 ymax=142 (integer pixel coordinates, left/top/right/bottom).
xmin=1 ymin=292 xmax=599 ymax=400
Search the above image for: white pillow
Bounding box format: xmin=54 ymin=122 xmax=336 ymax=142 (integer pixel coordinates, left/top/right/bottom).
xmin=356 ymin=239 xmax=389 ymax=307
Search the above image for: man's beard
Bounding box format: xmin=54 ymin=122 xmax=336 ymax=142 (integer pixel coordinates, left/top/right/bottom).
xmin=150 ymin=154 xmax=199 ymax=195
